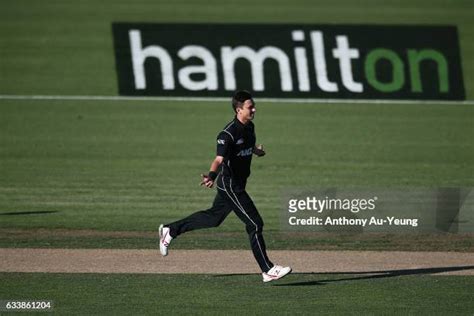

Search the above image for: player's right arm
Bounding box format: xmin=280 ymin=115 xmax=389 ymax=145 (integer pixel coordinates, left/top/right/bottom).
xmin=200 ymin=131 xmax=232 ymax=188
xmin=200 ymin=156 xmax=224 ymax=188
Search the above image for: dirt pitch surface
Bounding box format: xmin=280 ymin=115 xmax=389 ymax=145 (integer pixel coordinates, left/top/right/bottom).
xmin=1 ymin=249 xmax=473 ymax=276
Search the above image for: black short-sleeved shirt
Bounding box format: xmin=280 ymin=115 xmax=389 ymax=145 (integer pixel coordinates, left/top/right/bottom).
xmin=216 ymin=117 xmax=256 ymax=186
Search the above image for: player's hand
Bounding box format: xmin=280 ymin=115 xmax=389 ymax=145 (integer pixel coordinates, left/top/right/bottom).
xmin=253 ymin=144 xmax=266 ymax=157
xmin=200 ymin=174 xmax=214 ymax=188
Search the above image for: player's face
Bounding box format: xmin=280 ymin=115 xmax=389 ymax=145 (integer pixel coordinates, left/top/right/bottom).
xmin=238 ymin=99 xmax=256 ymax=122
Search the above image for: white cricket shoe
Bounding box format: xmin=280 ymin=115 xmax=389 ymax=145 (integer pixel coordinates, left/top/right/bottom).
xmin=159 ymin=224 xmax=173 ymax=256
xmin=262 ymin=265 xmax=292 ymax=283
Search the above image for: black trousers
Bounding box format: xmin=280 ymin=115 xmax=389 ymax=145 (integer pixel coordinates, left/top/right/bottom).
xmin=166 ymin=178 xmax=274 ymax=273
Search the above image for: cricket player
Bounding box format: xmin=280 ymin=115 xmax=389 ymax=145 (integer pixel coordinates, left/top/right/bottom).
xmin=159 ymin=90 xmax=291 ymax=282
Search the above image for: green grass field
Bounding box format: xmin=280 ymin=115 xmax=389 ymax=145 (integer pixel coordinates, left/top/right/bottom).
xmin=1 ymin=0 xmax=473 ymax=314
xmin=0 ymin=100 xmax=473 ymax=250
xmin=2 ymin=273 xmax=474 ymax=314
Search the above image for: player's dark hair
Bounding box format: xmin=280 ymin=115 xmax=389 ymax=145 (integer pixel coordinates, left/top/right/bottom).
xmin=232 ymin=90 xmax=253 ymax=113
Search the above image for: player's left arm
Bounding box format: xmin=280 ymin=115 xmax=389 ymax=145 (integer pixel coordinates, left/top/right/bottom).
xmin=253 ymin=144 xmax=266 ymax=157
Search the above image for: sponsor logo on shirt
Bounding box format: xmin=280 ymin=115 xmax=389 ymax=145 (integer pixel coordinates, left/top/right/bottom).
xmin=237 ymin=147 xmax=253 ymax=157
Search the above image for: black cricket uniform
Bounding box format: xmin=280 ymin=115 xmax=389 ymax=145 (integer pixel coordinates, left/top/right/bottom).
xmin=167 ymin=117 xmax=274 ymax=273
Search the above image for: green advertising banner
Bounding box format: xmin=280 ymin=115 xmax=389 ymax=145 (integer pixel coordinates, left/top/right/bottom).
xmin=112 ymin=23 xmax=465 ymax=100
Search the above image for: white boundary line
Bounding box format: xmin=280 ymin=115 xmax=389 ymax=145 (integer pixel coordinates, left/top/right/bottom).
xmin=0 ymin=94 xmax=473 ymax=105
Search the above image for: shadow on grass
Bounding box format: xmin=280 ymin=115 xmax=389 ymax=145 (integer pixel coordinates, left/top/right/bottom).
xmin=0 ymin=211 xmax=59 ymax=216
xmin=214 ymin=265 xmax=474 ymax=286
xmin=274 ymin=265 xmax=474 ymax=286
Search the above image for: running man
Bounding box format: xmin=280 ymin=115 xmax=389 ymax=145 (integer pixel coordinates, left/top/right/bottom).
xmin=159 ymin=90 xmax=291 ymax=283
